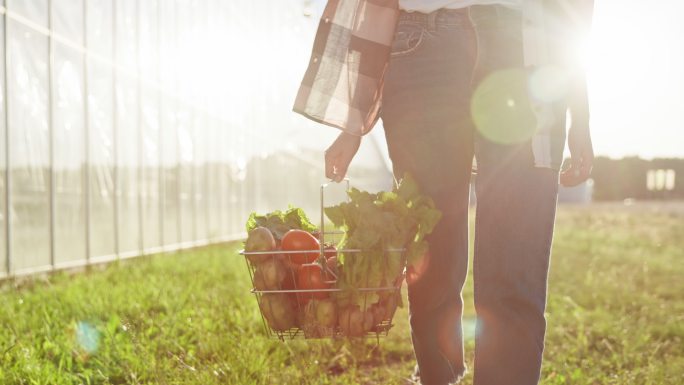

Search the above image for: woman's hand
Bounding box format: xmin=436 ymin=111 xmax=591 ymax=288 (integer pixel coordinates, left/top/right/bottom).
xmin=325 ymin=132 xmax=361 ymax=182
xmin=561 ymin=67 xmax=593 ymax=187
xmin=560 ymin=126 xmax=594 ymax=187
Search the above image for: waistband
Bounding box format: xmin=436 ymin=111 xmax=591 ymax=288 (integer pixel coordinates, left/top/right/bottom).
xmin=399 ymin=5 xmax=521 ymax=27
xmin=398 ymin=8 xmax=470 ymax=26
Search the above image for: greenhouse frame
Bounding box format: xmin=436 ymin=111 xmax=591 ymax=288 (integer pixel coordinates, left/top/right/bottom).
xmin=0 ymin=0 xmax=343 ymax=279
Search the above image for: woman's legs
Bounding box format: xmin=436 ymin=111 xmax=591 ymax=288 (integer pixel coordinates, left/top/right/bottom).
xmin=382 ymin=6 xmax=562 ymax=384
xmin=381 ymin=9 xmax=476 ymax=385
xmin=469 ymin=5 xmax=561 ymax=385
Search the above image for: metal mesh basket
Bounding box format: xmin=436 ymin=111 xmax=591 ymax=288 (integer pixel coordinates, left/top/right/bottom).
xmin=239 ymin=180 xmax=406 ymax=340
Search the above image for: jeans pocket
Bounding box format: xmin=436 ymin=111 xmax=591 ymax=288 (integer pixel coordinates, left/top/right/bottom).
xmin=391 ymin=22 xmax=426 ymax=58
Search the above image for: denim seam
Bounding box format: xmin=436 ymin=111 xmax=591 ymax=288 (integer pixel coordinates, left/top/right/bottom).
xmin=466 ymin=6 xmax=480 ymax=92
xmin=391 ymin=28 xmax=427 ymax=58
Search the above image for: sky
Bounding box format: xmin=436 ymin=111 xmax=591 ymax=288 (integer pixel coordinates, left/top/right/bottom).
xmin=583 ymin=0 xmax=684 ymax=159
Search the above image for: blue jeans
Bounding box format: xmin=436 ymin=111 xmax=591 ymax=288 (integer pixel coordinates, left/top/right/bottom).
xmin=381 ymin=6 xmax=561 ymax=385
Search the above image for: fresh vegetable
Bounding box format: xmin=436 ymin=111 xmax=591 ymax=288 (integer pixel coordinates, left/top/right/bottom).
xmin=246 ymin=207 xmax=317 ymax=242
xmin=369 ymin=291 xmax=400 ymax=326
xmin=324 ymin=173 xmax=442 ymax=310
xmin=244 ymin=227 xmax=276 ymax=264
xmin=281 ymin=229 xmax=320 ymax=265
xmin=301 ymin=299 xmax=337 ymax=338
xmin=253 ymin=258 xmax=287 ymax=291
xmin=259 ymin=293 xmax=297 ymax=331
xmin=280 ymin=266 xmax=297 ymax=291
xmin=315 ymin=299 xmax=337 ymax=327
xmin=297 ymin=264 xmax=331 ymax=302
xmin=338 ymin=305 xmax=374 ymax=337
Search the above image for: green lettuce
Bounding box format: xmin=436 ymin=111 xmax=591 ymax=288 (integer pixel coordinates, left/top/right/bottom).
xmin=246 ymin=206 xmax=317 ymax=240
xmin=324 ymin=173 xmax=442 ymax=309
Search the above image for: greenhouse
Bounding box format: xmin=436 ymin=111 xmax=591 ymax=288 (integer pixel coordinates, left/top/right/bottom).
xmin=0 ymin=0 xmax=391 ymax=278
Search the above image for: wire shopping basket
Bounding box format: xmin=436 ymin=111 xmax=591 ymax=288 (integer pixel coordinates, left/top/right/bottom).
xmin=239 ymin=180 xmax=407 ymax=341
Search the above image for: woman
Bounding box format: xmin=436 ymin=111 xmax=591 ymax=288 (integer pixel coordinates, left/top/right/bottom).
xmin=295 ymin=1 xmax=594 ymax=384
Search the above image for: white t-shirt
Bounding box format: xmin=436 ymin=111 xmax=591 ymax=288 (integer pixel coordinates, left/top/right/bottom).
xmin=399 ymin=0 xmax=522 ymax=13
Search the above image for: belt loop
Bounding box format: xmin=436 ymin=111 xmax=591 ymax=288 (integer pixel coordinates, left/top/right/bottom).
xmin=427 ymin=10 xmax=438 ymax=32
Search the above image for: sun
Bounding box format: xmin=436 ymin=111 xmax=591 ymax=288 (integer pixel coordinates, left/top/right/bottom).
xmin=578 ymin=0 xmax=684 ymax=159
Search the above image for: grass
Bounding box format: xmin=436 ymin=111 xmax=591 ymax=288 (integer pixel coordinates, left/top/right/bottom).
xmin=1 ymin=202 xmax=683 ymax=384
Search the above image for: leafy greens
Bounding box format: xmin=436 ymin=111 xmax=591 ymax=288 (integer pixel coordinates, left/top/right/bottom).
xmin=246 ymin=206 xmax=317 ymax=241
xmin=324 ymin=173 xmax=442 ymax=309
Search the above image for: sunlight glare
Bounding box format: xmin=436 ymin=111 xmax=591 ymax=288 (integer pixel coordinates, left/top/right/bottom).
xmin=463 ymin=316 xmax=479 ymax=341
xmin=471 ymin=69 xmax=537 ymax=144
xmin=528 ymin=65 xmax=571 ymax=104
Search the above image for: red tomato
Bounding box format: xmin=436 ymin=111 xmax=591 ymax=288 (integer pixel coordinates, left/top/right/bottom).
xmin=280 ymin=267 xmax=297 ymax=290
xmin=297 ymin=264 xmax=331 ymax=302
xmin=281 ymin=230 xmax=320 ymax=265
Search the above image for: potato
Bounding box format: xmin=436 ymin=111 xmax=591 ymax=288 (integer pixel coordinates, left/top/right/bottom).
xmin=302 ymin=299 xmax=337 ymax=338
xmin=338 ymin=306 xmax=373 ymax=337
xmin=253 ymin=258 xmax=286 ymax=290
xmin=259 ymin=293 xmax=297 ymax=331
xmin=315 ymin=299 xmax=337 ymax=328
xmin=245 ymin=227 xmax=276 ymax=264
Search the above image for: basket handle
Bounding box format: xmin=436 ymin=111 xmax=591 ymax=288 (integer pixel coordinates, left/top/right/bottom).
xmin=319 ymin=178 xmax=350 ymax=281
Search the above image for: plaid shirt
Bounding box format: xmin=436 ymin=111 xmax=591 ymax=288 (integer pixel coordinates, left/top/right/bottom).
xmin=293 ymin=0 xmax=591 ymax=169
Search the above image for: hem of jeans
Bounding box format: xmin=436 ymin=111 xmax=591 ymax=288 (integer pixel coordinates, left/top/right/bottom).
xmin=419 ymin=367 xmax=468 ymax=385
xmin=449 ymin=366 xmax=468 ymax=385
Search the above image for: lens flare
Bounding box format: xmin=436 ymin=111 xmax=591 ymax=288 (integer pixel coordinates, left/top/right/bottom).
xmin=528 ymin=65 xmax=571 ymax=104
xmin=76 ymin=321 xmax=100 ymax=354
xmin=463 ymin=316 xmax=479 ymax=341
xmin=471 ymin=68 xmax=537 ymax=144
xmin=437 ymin=306 xmax=464 ymax=365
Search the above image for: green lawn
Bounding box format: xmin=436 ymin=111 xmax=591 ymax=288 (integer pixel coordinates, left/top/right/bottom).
xmin=1 ymin=203 xmax=683 ymax=384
